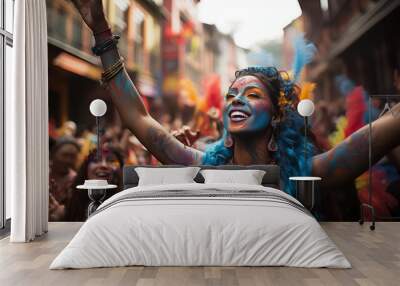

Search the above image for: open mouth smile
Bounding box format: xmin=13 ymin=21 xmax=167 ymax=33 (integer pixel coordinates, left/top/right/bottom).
xmin=95 ymin=170 xmax=111 ymax=179
xmin=229 ymin=110 xmax=251 ymax=122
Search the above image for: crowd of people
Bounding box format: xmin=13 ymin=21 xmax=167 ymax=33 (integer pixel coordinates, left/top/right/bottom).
xmin=310 ymin=70 xmax=400 ymax=218
xmin=48 ymin=106 xmax=224 ymax=222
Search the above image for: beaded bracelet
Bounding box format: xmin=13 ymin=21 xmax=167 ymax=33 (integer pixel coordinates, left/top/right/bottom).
xmin=100 ymin=57 xmax=124 ymax=87
xmin=92 ymin=34 xmax=120 ymax=56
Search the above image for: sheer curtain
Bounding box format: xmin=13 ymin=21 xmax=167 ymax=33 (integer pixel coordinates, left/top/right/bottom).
xmin=8 ymin=0 xmax=49 ymax=242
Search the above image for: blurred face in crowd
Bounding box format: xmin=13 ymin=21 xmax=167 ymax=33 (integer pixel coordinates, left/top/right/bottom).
xmin=52 ymin=143 xmax=79 ymax=173
xmin=62 ymin=121 xmax=77 ymax=137
xmin=87 ymin=148 xmax=122 ymax=184
xmin=104 ymin=125 xmax=122 ymax=143
xmin=223 ymin=75 xmax=275 ymax=134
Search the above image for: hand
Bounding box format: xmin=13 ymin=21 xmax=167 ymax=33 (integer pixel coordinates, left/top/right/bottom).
xmin=70 ymin=0 xmax=109 ymax=34
xmin=49 ymin=178 xmax=58 ymax=194
xmin=171 ymin=126 xmax=200 ymax=147
xmin=49 ymin=193 xmax=66 ymax=221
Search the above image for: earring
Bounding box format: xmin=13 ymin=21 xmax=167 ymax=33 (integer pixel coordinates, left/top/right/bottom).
xmin=271 ymin=116 xmax=280 ymax=128
xmin=267 ymin=134 xmax=278 ymax=152
xmin=224 ymin=133 xmax=233 ymax=148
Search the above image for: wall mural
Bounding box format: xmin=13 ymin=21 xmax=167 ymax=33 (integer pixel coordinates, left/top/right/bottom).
xmin=48 ymin=0 xmax=400 ymax=222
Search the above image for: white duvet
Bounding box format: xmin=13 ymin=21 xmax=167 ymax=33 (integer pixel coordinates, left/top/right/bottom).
xmin=50 ymin=183 xmax=351 ymax=269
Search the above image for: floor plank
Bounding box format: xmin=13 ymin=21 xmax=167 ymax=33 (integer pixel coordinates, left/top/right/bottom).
xmin=0 ymin=222 xmax=399 ymax=286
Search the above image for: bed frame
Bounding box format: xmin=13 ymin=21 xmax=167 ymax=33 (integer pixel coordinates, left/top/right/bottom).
xmin=123 ymin=165 xmax=281 ymax=190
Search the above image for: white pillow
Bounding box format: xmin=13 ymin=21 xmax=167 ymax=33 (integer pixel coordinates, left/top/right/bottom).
xmin=135 ymin=167 xmax=200 ymax=186
xmin=200 ymin=169 xmax=266 ymax=185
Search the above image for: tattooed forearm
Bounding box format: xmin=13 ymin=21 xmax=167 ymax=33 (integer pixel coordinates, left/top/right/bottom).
xmin=92 ymin=28 xmax=203 ymax=166
xmin=312 ymin=132 xmax=369 ymax=186
xmin=147 ymin=127 xmax=203 ymax=165
xmin=70 ymin=1 xmax=203 ymax=166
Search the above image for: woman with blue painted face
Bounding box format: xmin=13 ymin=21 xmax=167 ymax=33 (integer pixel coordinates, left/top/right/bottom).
xmin=71 ymin=0 xmax=400 ymax=199
xmin=202 ymin=67 xmax=314 ymax=195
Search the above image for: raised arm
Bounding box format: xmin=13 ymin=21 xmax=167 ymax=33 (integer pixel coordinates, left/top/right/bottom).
xmin=312 ymin=102 xmax=400 ymax=188
xmin=71 ymin=0 xmax=203 ymax=165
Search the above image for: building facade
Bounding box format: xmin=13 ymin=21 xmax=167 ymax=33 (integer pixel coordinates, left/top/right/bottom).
xmin=298 ymin=0 xmax=400 ymax=100
xmin=46 ymin=0 xmax=164 ymax=132
xmin=161 ymin=0 xmax=203 ymax=122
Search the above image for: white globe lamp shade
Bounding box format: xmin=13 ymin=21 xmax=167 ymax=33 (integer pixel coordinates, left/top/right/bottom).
xmin=297 ymin=99 xmax=315 ymax=117
xmin=90 ymin=99 xmax=107 ymax=117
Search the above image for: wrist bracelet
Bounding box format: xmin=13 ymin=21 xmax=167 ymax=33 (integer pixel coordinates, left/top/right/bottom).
xmin=92 ymin=34 xmax=120 ymax=56
xmin=93 ymin=27 xmax=111 ymax=37
xmin=100 ymin=57 xmax=125 ymax=87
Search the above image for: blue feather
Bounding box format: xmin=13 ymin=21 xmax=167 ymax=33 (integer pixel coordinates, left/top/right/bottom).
xmin=292 ymin=34 xmax=317 ymax=82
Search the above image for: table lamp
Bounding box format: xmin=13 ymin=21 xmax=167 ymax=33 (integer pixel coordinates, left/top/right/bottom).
xmin=297 ymin=99 xmax=315 ymax=167
xmin=292 ymin=99 xmax=318 ymax=211
xmin=89 ymin=99 xmax=107 ymax=162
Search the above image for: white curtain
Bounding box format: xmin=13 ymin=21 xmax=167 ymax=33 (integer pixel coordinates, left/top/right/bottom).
xmin=8 ymin=0 xmax=49 ymax=242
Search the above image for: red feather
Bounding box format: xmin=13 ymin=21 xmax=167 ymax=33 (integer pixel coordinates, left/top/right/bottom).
xmin=344 ymin=86 xmax=366 ymax=137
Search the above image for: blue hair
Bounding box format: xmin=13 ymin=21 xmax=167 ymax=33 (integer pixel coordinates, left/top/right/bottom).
xmin=202 ymin=67 xmax=315 ymax=196
xmin=274 ymin=107 xmax=315 ymax=195
xmin=202 ymin=130 xmax=233 ymax=166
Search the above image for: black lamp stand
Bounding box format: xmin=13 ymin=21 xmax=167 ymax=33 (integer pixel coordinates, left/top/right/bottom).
xmin=96 ymin=116 xmax=101 ymax=162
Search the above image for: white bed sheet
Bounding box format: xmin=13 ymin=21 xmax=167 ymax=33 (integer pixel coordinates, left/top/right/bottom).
xmin=50 ymin=183 xmax=351 ymax=269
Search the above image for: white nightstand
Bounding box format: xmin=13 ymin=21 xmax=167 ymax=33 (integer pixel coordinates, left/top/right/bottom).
xmin=77 ymin=180 xmax=117 ymax=217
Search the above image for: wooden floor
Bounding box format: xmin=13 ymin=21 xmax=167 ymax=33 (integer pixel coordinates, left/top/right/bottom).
xmin=0 ymin=222 xmax=399 ymax=286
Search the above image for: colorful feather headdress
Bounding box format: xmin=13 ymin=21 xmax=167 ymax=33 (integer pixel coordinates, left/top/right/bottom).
xmin=290 ymin=34 xmax=317 ymax=101
xmin=268 ymin=34 xmax=317 ymax=108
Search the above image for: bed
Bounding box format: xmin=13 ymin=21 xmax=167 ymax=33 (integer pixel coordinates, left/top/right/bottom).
xmin=50 ymin=165 xmax=350 ymax=269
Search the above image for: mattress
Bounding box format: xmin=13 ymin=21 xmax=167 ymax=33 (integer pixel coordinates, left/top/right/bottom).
xmin=50 ymin=183 xmax=351 ymax=269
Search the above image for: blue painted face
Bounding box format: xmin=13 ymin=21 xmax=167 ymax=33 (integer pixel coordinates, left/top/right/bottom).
xmin=223 ymin=75 xmax=274 ymax=134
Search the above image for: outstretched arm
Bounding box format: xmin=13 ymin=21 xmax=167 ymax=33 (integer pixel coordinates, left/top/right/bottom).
xmin=312 ymin=103 xmax=400 ymax=188
xmin=71 ymin=0 xmax=203 ymax=165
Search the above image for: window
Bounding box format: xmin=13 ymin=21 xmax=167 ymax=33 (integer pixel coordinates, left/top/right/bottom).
xmin=320 ymin=0 xmax=329 ymax=12
xmin=1 ymin=0 xmax=14 ymax=231
xmin=71 ymin=16 xmax=82 ymax=49
xmin=55 ymin=7 xmax=67 ymax=41
xmin=47 ymin=3 xmax=67 ymax=42
xmin=4 ymin=0 xmax=12 ymax=33
xmin=115 ymin=8 xmax=129 ymax=59
xmin=133 ymin=10 xmax=145 ymax=67
xmin=320 ymin=0 xmax=330 ymax=21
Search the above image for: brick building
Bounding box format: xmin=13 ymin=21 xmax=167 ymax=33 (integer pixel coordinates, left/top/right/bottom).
xmin=298 ymin=0 xmax=400 ymax=100
xmin=46 ymin=0 xmax=164 ymax=131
